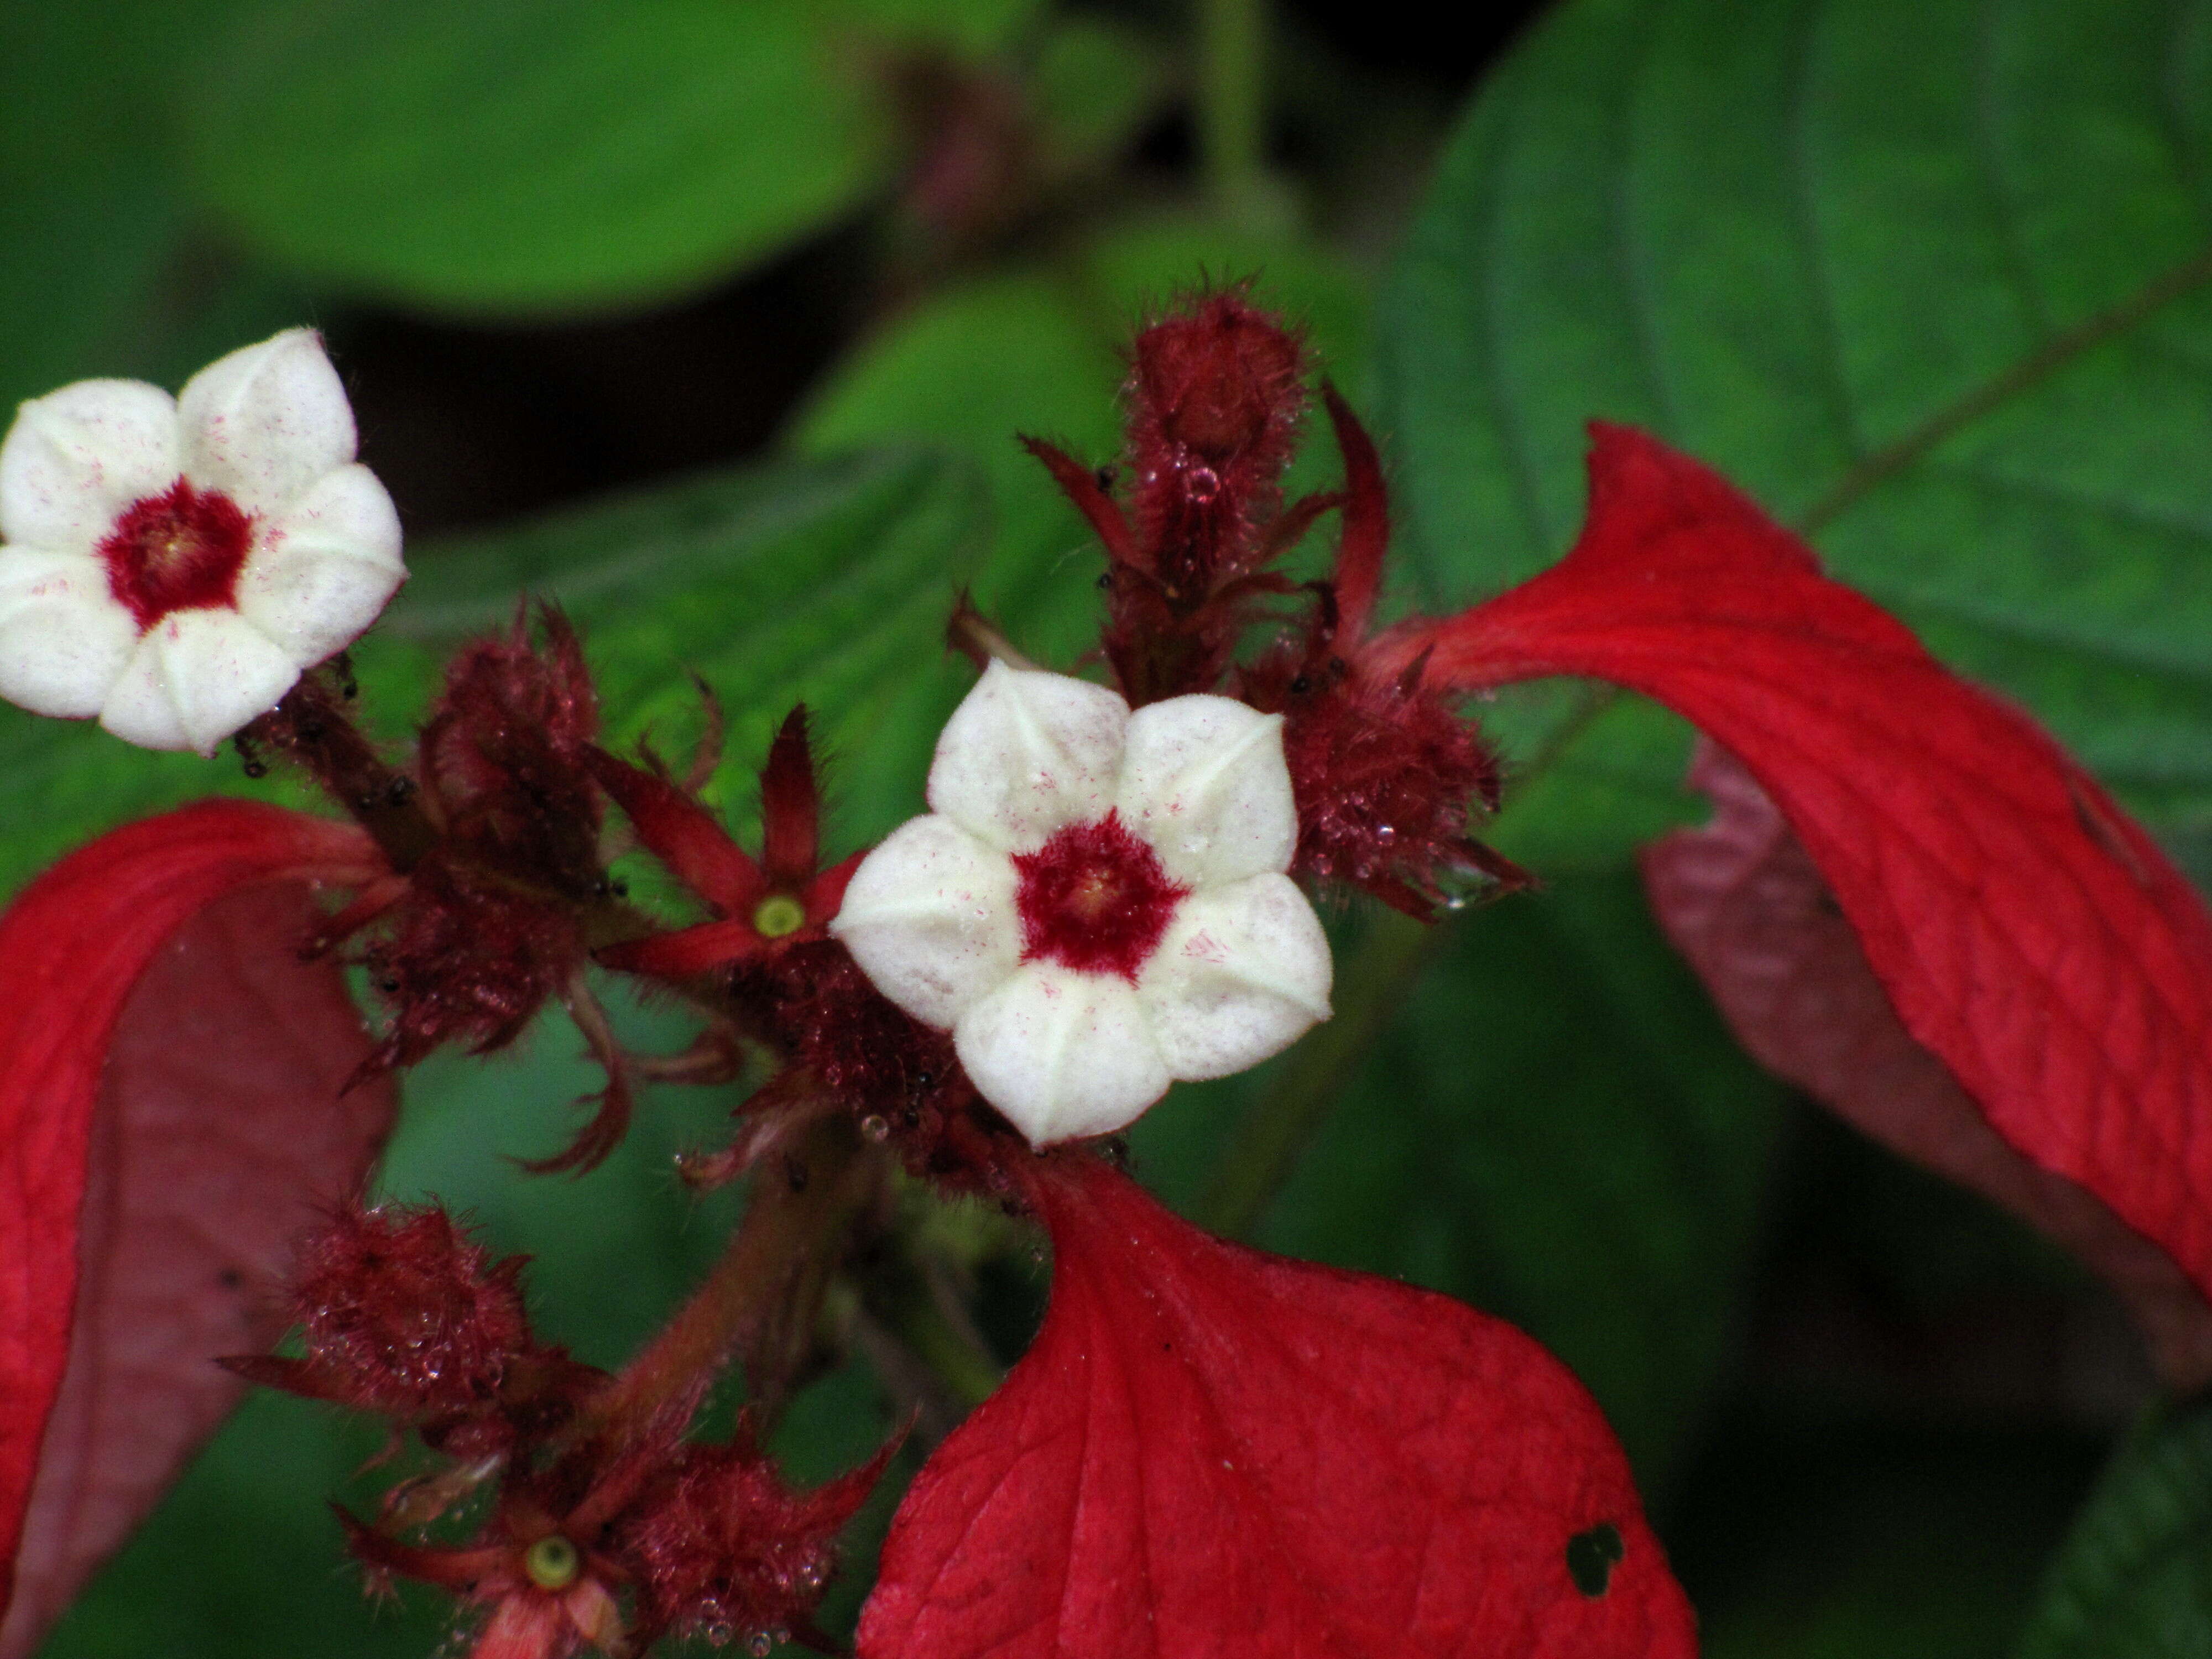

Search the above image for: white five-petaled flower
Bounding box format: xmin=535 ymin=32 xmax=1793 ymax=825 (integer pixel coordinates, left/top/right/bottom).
xmin=831 ymin=660 xmax=1334 ymax=1147
xmin=0 ymin=328 xmax=405 ymax=754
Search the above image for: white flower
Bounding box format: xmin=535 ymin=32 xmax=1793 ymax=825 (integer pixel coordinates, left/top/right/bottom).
xmin=831 ymin=660 xmax=1333 ymax=1146
xmin=0 ymin=328 xmax=405 ymax=754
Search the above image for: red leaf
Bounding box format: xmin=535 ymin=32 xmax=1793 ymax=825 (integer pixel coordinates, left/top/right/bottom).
xmin=1389 ymin=425 xmax=2212 ymax=1308
xmin=1643 ymin=742 xmax=2212 ymax=1388
xmin=0 ymin=802 xmax=389 ymax=1647
xmin=859 ymin=1157 xmax=1693 ymax=1659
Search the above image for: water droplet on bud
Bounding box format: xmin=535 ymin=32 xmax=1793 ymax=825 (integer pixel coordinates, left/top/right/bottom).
xmin=748 ymin=1632 xmax=774 ymax=1657
xmin=860 ymin=1114 xmax=890 ymax=1143
xmin=1374 ymin=824 xmax=1397 ymax=845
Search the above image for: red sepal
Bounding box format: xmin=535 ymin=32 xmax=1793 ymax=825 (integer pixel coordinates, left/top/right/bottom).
xmin=1319 ymin=383 xmax=1385 ymax=643
xmin=0 ymin=803 xmax=386 ymax=1631
xmin=1021 ymin=437 xmax=1148 ymax=576
xmin=759 ymin=707 xmax=822 ymax=889
xmin=1392 ymin=425 xmax=2212 ymax=1305
xmin=859 ymin=1157 xmax=1693 ymax=1659
xmin=584 ymin=747 xmax=764 ymax=918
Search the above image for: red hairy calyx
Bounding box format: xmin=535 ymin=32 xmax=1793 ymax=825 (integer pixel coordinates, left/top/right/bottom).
xmin=98 ymin=480 xmax=254 ymax=630
xmin=1012 ymin=812 xmax=1188 ymax=979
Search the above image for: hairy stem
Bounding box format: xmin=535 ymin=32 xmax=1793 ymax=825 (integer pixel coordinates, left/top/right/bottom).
xmin=579 ymin=1114 xmax=879 ymax=1443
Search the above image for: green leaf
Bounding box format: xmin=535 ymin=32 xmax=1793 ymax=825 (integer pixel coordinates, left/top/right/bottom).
xmin=184 ymin=0 xmax=930 ymax=315
xmin=1382 ymin=0 xmax=2212 ymax=867
xmin=1142 ymin=872 xmax=1787 ymax=1493
xmin=0 ymin=448 xmax=986 ymax=901
xmin=2013 ymin=1399 xmax=2212 ymax=1658
xmin=0 ymin=1 xmax=293 ymax=414
xmin=1027 ymin=17 xmax=1173 ymax=175
xmin=792 ymin=216 xmax=1373 ymax=666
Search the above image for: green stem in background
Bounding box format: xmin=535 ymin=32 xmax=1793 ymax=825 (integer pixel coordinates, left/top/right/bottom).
xmin=1197 ymin=0 xmax=1270 ymax=226
xmin=1196 ymin=906 xmax=1445 ymax=1239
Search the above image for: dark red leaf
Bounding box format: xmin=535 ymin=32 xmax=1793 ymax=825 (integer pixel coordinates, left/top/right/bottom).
xmin=859 ymin=1157 xmax=1693 ymax=1659
xmin=0 ymin=803 xmax=389 ymax=1648
xmin=1644 ymin=742 xmax=2212 ymax=1388
xmin=1388 ymin=425 xmax=2212 ymax=1308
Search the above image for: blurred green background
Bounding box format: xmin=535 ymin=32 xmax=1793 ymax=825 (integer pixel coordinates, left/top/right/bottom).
xmin=8 ymin=0 xmax=2212 ymax=1654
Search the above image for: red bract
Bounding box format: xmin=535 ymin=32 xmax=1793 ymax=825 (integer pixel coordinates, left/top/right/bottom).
xmin=863 ymin=1157 xmax=1692 ymax=1659
xmin=1385 ymin=424 xmax=2212 ymax=1315
xmin=0 ymin=802 xmax=389 ymax=1639
xmin=1644 ymin=742 xmax=2212 ymax=1389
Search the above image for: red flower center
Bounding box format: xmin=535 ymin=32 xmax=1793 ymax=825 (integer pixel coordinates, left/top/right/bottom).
xmin=98 ymin=479 xmax=255 ymax=630
xmin=1013 ymin=812 xmax=1189 ymax=981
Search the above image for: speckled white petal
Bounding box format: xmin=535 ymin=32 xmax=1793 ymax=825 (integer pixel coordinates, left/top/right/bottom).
xmin=1116 ymin=693 xmax=1296 ymax=888
xmin=830 ymin=814 xmax=1022 ymax=1029
xmin=1138 ymin=873 xmax=1332 ymax=1081
xmin=926 ymin=660 xmax=1129 ymax=852
xmin=955 ymin=963 xmax=1171 ymax=1145
xmin=237 ymin=462 xmax=406 ymax=664
xmin=0 ymin=380 xmax=180 ymax=554
xmin=178 ymin=329 xmax=356 ymax=519
xmin=100 ymin=608 xmax=301 ymax=754
xmin=0 ymin=549 xmax=139 ymax=717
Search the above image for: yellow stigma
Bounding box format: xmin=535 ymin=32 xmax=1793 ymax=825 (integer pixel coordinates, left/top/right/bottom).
xmin=753 ymin=893 xmax=807 ymax=938
xmin=524 ymin=1533 xmax=581 ymax=1590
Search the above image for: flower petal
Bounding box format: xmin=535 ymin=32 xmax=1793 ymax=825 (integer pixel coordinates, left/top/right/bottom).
xmin=1115 ymin=692 xmax=1296 ymax=887
xmin=1391 ymin=424 xmax=2212 ymax=1311
xmin=926 ymin=660 xmax=1128 ymax=852
xmin=236 ymin=462 xmax=405 ymax=664
xmin=954 ymin=964 xmax=1170 ymax=1144
xmin=830 ymin=815 xmax=1021 ymax=1029
xmin=859 ymin=1157 xmax=1694 ymax=1659
xmin=1138 ymin=873 xmax=1331 ymax=1081
xmin=0 ymin=550 xmax=138 ymax=718
xmin=176 ymin=329 xmax=356 ymax=519
xmin=0 ymin=380 xmax=179 ymax=555
xmin=100 ymin=609 xmax=301 ymax=754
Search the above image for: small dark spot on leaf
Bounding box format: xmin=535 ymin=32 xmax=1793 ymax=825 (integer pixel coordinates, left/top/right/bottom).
xmin=1096 ymin=571 xmax=1115 ymax=591
xmin=1566 ymin=1522 xmax=1624 ymax=1597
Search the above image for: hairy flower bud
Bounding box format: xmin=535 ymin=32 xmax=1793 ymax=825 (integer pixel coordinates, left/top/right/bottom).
xmin=286 ymin=1202 xmax=533 ymax=1420
xmin=1124 ymin=290 xmax=1309 ymax=593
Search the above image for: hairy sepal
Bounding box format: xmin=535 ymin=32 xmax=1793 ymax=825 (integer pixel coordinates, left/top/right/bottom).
xmin=859 ymin=1157 xmax=1693 ymax=1659
xmin=0 ymin=802 xmax=388 ymax=1641
xmin=1392 ymin=425 xmax=2212 ymax=1308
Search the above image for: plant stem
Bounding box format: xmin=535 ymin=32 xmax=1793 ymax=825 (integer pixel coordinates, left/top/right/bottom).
xmin=579 ymin=1114 xmax=877 ymax=1443
xmin=1196 ymin=907 xmax=1446 ymax=1239
xmin=1198 ymin=0 xmax=1270 ymax=226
